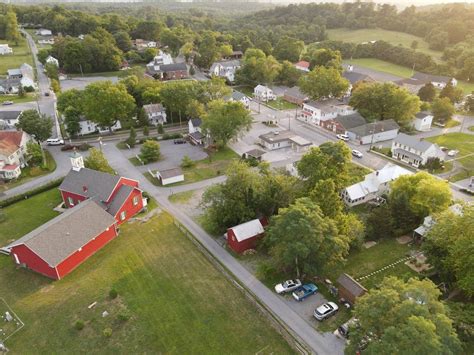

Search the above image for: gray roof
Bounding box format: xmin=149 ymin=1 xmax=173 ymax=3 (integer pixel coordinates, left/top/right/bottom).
xmin=159 ymin=167 xmax=183 ymax=179
xmin=8 ymin=199 xmax=116 ymax=267
xmin=393 ymin=133 xmax=434 ymax=153
xmin=231 ymin=91 xmax=247 ymax=101
xmin=392 ymin=148 xmax=424 ymax=161
xmin=159 ymin=62 xmax=187 ymax=73
xmin=284 ymin=86 xmax=308 ymax=100
xmin=337 ymin=273 xmax=367 ymax=298
xmin=259 ymin=130 xmax=295 ymax=143
xmin=245 ymin=149 xmax=266 ymax=158
xmin=0 ymin=111 xmax=22 ymax=120
xmin=411 ymin=72 xmax=452 ymax=84
xmin=190 ymin=118 xmax=201 ymax=127
xmin=334 ymin=113 xmax=366 ymax=130
xmin=106 ymin=184 xmax=134 ymax=216
xmin=143 ymin=103 xmax=165 ymax=115
xmin=210 ymin=60 xmax=241 ymax=70
xmin=349 ymin=119 xmax=400 ymax=137
xmin=7 ymin=68 xmax=21 ymax=76
xmin=189 ymin=131 xmax=204 ymax=141
xmin=59 ymin=168 xmax=121 ymax=203
xmin=342 ymin=71 xmax=373 ymax=85
xmin=415 ymin=111 xmax=432 ymax=119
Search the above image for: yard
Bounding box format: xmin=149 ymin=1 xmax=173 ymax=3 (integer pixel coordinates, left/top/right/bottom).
xmin=346 ymin=162 xmax=371 ymax=186
xmin=0 ymin=197 xmax=292 ymax=353
xmin=327 ymin=28 xmax=443 ymax=61
xmin=0 ymin=36 xmax=34 ymax=76
xmin=266 ymin=97 xmax=298 ymax=110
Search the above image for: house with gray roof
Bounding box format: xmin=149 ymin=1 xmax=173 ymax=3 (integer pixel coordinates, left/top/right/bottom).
xmin=210 ymin=59 xmax=241 ymax=83
xmin=0 ymin=110 xmax=22 ymax=129
xmin=224 ymin=91 xmax=250 ymax=109
xmin=320 ymin=112 xmax=366 ymax=134
xmin=391 ymin=133 xmax=445 ymax=167
xmin=146 ymin=61 xmax=188 ymax=81
xmin=347 ymin=119 xmax=400 ymax=144
xmin=143 ymin=103 xmax=167 ymax=126
xmin=410 ymin=72 xmax=457 ymax=89
xmin=283 ymin=86 xmax=308 ymax=106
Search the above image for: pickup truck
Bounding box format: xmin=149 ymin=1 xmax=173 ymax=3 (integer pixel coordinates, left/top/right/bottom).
xmin=292 ymin=283 xmax=318 ymax=301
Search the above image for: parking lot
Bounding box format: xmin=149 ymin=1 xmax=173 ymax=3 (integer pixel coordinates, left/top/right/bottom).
xmin=60 ymin=76 xmax=119 ymax=91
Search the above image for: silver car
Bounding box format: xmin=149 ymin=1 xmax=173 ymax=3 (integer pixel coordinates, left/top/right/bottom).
xmin=274 ymin=279 xmax=302 ymax=294
xmin=314 ymin=302 xmax=339 ymax=321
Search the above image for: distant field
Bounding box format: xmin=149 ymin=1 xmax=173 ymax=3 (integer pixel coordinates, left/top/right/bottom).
xmin=327 ymin=28 xmax=443 ymax=61
xmin=0 ymin=36 xmax=34 ymax=76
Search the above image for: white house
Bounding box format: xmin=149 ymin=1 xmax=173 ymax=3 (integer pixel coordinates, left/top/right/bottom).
xmin=413 ymin=204 xmax=465 ymax=239
xmin=188 ymin=118 xmax=204 ymax=145
xmin=38 ymin=39 xmax=54 ymax=45
xmin=410 ymin=72 xmax=457 ymax=89
xmin=7 ymin=63 xmax=36 ymax=90
xmin=45 ymin=55 xmax=59 ymax=67
xmin=209 ymin=60 xmax=241 ymax=83
xmin=225 ymin=91 xmax=250 ymax=109
xmin=0 ymin=44 xmax=13 ymax=55
xmin=0 ymin=131 xmax=31 ymax=180
xmin=412 ymin=111 xmax=433 ymax=132
xmin=299 ymin=99 xmax=355 ymax=126
xmin=391 ymin=133 xmax=445 ymax=167
xmin=0 ymin=111 xmax=22 ymax=129
xmin=143 ymin=103 xmax=167 ymax=126
xmin=36 ymin=29 xmax=52 ymax=36
xmin=341 ymin=163 xmax=413 ymax=207
xmin=76 ymin=117 xmax=122 ymax=135
xmin=157 ymin=167 xmax=184 ymax=186
xmin=254 ymin=85 xmax=276 ymax=102
xmin=347 ymin=119 xmax=400 ymax=145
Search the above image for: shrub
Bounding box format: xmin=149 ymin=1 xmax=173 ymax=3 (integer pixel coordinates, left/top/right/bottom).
xmin=140 ymin=140 xmax=161 ymax=164
xmin=157 ymin=124 xmax=164 ymax=134
xmin=103 ymin=327 xmax=113 ymax=337
xmin=143 ymin=126 xmax=149 ymax=136
xmin=126 ymin=127 xmax=137 ymax=148
xmin=181 ymin=155 xmax=195 ymax=168
xmin=109 ymin=288 xmax=118 ymax=299
xmin=75 ymin=320 xmax=85 ymax=331
xmin=78 ymin=143 xmax=92 ymax=151
xmin=117 ymin=309 xmax=131 ymax=322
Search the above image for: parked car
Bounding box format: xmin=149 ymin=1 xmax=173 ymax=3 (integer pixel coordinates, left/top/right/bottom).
xmin=44 ymin=92 xmax=50 ymax=97
xmin=2 ymin=101 xmax=13 ymax=105
xmin=314 ymin=302 xmax=339 ymax=320
xmin=337 ymin=318 xmax=359 ymax=339
xmin=292 ymin=283 xmax=318 ymax=301
xmin=174 ymin=139 xmax=186 ymax=144
xmin=46 ymin=138 xmax=65 ymax=146
xmin=337 ymin=134 xmax=349 ymax=141
xmin=447 ymin=150 xmax=459 ymax=157
xmin=352 ymin=149 xmax=363 ymax=158
xmin=274 ymin=279 xmax=302 ymax=294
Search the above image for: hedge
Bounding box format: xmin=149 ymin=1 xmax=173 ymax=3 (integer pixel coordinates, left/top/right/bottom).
xmin=0 ymin=178 xmax=64 ymax=208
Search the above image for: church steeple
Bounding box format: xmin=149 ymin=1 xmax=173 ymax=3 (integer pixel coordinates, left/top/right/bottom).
xmin=70 ymin=149 xmax=84 ymax=172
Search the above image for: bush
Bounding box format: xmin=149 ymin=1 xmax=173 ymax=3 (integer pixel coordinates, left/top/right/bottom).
xmin=109 ymin=288 xmax=118 ymax=299
xmin=140 ymin=140 xmax=161 ymax=164
xmin=143 ymin=126 xmax=149 ymax=136
xmin=161 ymin=133 xmax=182 ymax=141
xmin=103 ymin=327 xmax=113 ymax=337
xmin=75 ymin=320 xmax=85 ymax=331
xmin=181 ymin=155 xmax=195 ymax=168
xmin=0 ymin=179 xmax=63 ymax=208
xmin=78 ymin=143 xmax=92 ymax=151
xmin=157 ymin=124 xmax=164 ymax=134
xmin=117 ymin=309 xmax=131 ymax=322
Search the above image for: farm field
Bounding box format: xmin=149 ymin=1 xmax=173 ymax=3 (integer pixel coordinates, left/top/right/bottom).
xmin=0 ymin=198 xmax=292 ymax=353
xmin=0 ymin=36 xmax=34 ymax=76
xmin=327 ymin=28 xmax=443 ymax=60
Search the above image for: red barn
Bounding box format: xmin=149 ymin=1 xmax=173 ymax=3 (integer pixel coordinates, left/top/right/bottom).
xmin=7 ymin=200 xmax=118 ymax=280
xmin=227 ymin=219 xmax=266 ymax=254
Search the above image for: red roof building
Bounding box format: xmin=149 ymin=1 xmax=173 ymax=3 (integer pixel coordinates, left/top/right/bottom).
xmin=294 ymin=60 xmax=310 ymax=72
xmin=227 ymin=218 xmax=267 ymax=254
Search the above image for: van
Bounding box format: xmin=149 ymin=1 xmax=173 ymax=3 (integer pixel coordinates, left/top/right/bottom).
xmin=46 ymin=138 xmax=64 ymax=146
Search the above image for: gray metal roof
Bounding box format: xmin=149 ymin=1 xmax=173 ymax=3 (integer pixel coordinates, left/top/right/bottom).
xmin=106 ymin=184 xmax=134 ymax=216
xmin=349 ymin=119 xmax=400 ymax=137
xmin=143 ymin=103 xmax=165 ymax=115
xmin=337 ymin=273 xmax=367 ymax=297
xmin=415 ymin=111 xmax=432 ymax=119
xmin=342 ymin=71 xmax=373 ymax=85
xmin=245 ymin=149 xmax=266 ymax=158
xmin=0 ymin=111 xmax=22 ymax=120
xmin=159 ymin=62 xmax=187 ymax=73
xmin=393 ymin=133 xmax=434 ymax=153
xmin=8 ymin=199 xmax=116 ymax=267
xmin=284 ymin=86 xmax=308 ymax=100
xmin=411 ymin=72 xmax=452 ymax=84
xmin=334 ymin=113 xmax=366 ymax=130
xmin=259 ymin=130 xmax=295 ymax=144
xmin=159 ymin=167 xmax=183 ymax=179
xmin=190 ymin=118 xmax=201 ymax=127
xmin=231 ymin=91 xmax=247 ymax=101
xmin=59 ymin=168 xmax=121 ymax=203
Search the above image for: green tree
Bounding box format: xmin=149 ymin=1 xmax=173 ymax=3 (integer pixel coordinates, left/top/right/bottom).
xmin=432 ymin=97 xmax=455 ymax=124
xmin=265 ymin=198 xmax=345 ymax=278
xmin=17 ymin=84 xmax=25 ymax=98
xmin=181 ymin=155 xmax=195 ymax=168
xmin=297 ymin=142 xmax=352 ymax=190
xmin=26 ymin=141 xmax=44 ymax=166
xmin=195 ymin=32 xmax=219 ymax=69
xmin=5 ymin=10 xmax=21 ymax=43
xmin=347 ymin=277 xmax=461 ymax=354
xmin=417 ymin=83 xmax=437 ymax=102
xmin=273 ymin=36 xmax=304 ymax=63
xmin=423 ymin=204 xmax=474 ymax=296
xmin=63 ymin=106 xmax=82 ymax=137
xmin=411 ymin=40 xmax=419 ymax=50
xmin=276 ymin=61 xmax=302 ymax=87
xmin=464 ymin=93 xmax=474 ymax=113
xmin=84 ymin=148 xmax=115 ymax=174
xmin=201 ymin=76 xmax=232 ymax=102
xmin=460 ymin=57 xmax=474 ymax=82
xmin=305 ymin=48 xmax=342 ymax=70
xmin=143 ymin=125 xmax=149 ymax=136
xmin=57 ymin=89 xmax=83 ymax=113
xmin=82 ymin=81 xmax=135 ymax=133
xmin=186 ymin=99 xmax=205 ymax=118
xmin=350 ymin=82 xmax=421 ymax=127
xmin=140 ymin=140 xmax=160 ymax=164
xmin=440 ymin=82 xmax=464 ymax=104
xmin=126 ymin=127 xmax=137 ymax=148
xmin=236 ymin=48 xmax=281 ymax=86
xmin=16 ymin=109 xmax=53 ymax=143
xmin=298 ymin=66 xmax=349 ymax=100
xmin=365 ymin=204 xmax=395 ymax=240
xmin=113 ymin=30 xmax=133 ymax=52
xmin=202 ymin=100 xmax=252 ymax=147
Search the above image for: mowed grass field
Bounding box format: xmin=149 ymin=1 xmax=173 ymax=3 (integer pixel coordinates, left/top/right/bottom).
xmin=0 ymin=36 xmax=34 ymax=76
xmin=0 ymin=190 xmax=293 ymax=354
xmin=327 ymin=28 xmax=443 ymax=61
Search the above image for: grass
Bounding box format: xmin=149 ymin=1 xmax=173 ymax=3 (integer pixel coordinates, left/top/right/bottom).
xmin=0 ymin=151 xmax=57 ymax=192
xmin=0 ymin=188 xmax=61 ymax=245
xmin=328 ymin=28 xmax=443 ymax=61
xmin=1 ymin=94 xmax=36 ymax=104
xmin=266 ymin=97 xmax=298 ymax=110
xmin=148 ymin=147 xmax=240 ymax=186
xmin=445 ymin=119 xmax=461 ymax=128
xmin=0 ymin=210 xmax=293 ymax=353
xmin=457 ymin=81 xmax=474 ymax=95
xmin=346 ymin=162 xmax=371 ymax=186
xmin=426 ymin=133 xmax=474 ymax=174
xmin=168 ymin=190 xmax=196 ymax=204
xmin=0 ymin=36 xmax=34 ymax=76
xmin=128 ymin=157 xmax=143 ymax=166
xmin=469 ymin=126 xmax=474 ymax=132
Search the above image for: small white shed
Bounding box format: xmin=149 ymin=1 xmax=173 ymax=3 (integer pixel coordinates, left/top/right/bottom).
xmin=157 ymin=167 xmax=184 ymax=186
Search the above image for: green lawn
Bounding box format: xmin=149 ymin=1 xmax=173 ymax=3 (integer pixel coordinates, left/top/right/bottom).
xmin=266 ymin=97 xmax=298 ymax=110
xmin=0 ymin=188 xmax=61 ymax=245
xmin=0 ymin=36 xmax=34 ymax=76
xmin=1 ymin=94 xmax=36 ymax=104
xmin=346 ymin=162 xmax=371 ymax=186
xmin=445 ymin=119 xmax=461 ymax=128
xmin=0 ymin=151 xmax=57 ymax=192
xmin=168 ymin=190 xmax=196 ymax=204
xmin=468 ymin=126 xmax=474 ymax=132
xmin=426 ymin=133 xmax=474 ymax=174
xmin=0 ymin=209 xmax=293 ymax=353
xmin=328 ymin=28 xmax=443 ymax=61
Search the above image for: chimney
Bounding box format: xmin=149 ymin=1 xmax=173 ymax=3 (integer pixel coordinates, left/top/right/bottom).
xmin=83 ymin=185 xmax=88 ymax=193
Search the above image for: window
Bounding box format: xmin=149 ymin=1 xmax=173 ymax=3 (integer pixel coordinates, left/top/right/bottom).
xmin=120 ymin=211 xmax=126 ymax=221
xmin=133 ymin=196 xmax=139 ymax=206
xmin=68 ymin=196 xmax=74 ymax=206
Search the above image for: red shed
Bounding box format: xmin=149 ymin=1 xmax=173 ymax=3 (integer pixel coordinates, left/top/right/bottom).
xmin=7 ymin=200 xmax=118 ymax=280
xmin=227 ymin=219 xmax=266 ymax=254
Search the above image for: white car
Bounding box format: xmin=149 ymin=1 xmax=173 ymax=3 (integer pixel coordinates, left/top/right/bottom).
xmin=337 ymin=134 xmax=349 ymax=141
xmin=46 ymin=138 xmax=64 ymax=146
xmin=447 ymin=150 xmax=459 ymax=157
xmin=274 ymin=279 xmax=302 ymax=294
xmin=314 ymin=302 xmax=339 ymax=321
xmin=352 ymin=149 xmax=363 ymax=158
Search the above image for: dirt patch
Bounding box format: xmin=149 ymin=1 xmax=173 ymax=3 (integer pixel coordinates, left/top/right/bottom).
xmin=405 ymin=253 xmax=431 ymax=273
xmin=396 ymin=235 xmax=412 ymax=244
xmin=363 ymin=241 xmax=377 ymax=249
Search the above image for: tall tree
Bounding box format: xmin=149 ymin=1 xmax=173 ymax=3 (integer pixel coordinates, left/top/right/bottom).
xmin=140 ymin=140 xmax=161 ymax=164
xmin=298 ymin=66 xmax=349 ymax=100
xmin=16 ymin=109 xmax=53 ymax=143
xmin=84 ymin=148 xmax=115 ymax=174
xmin=5 ymin=9 xmax=21 ymax=43
xmin=350 ymin=82 xmax=421 ymax=127
xmin=195 ymin=32 xmax=219 ymax=69
xmin=440 ymin=82 xmax=464 ymax=104
xmin=305 ymin=48 xmax=342 ymax=70
xmin=113 ymin=30 xmax=133 ymax=52
xmin=348 ymin=277 xmax=461 ymax=354
xmin=432 ymin=97 xmax=455 ymax=124
xmin=273 ymin=36 xmax=305 ymax=63
xmin=417 ymin=83 xmax=437 ymax=102
xmin=277 ymin=61 xmax=302 ymax=87
xmin=63 ymin=106 xmax=82 ymax=137
xmin=236 ymin=48 xmax=281 ymax=85
xmin=82 ymin=81 xmax=135 ymax=133
xmin=202 ymin=100 xmax=252 ymax=147
xmin=57 ymin=89 xmax=83 ymax=113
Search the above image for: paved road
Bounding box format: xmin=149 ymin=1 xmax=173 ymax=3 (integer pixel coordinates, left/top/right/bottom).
xmin=101 ymin=143 xmax=345 ymax=355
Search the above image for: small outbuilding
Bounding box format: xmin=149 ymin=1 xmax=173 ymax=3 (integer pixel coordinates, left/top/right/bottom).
xmin=227 ymin=219 xmax=266 ymax=254
xmin=337 ymin=273 xmax=367 ymax=304
xmin=157 ymin=167 xmax=184 ymax=186
xmin=243 ymin=149 xmax=266 ymax=161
